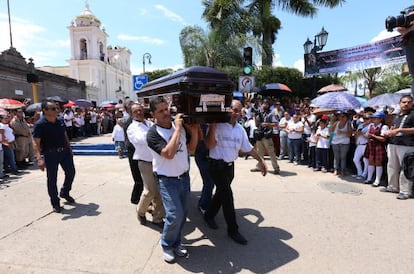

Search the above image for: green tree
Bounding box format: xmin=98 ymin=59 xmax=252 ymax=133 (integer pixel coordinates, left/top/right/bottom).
xmin=146 ymin=69 xmax=174 ymax=81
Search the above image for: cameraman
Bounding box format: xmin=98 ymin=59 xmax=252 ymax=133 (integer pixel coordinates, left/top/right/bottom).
xmin=397 ymin=9 xmax=414 ymax=96
xmin=250 ymin=99 xmax=280 ymax=174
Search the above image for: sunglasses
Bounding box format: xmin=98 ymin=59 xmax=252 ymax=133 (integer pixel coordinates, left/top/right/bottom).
xmin=47 ymin=107 xmax=60 ymax=111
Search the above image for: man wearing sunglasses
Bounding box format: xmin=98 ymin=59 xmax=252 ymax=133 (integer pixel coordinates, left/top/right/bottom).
xmin=32 ymin=99 xmax=76 ymax=213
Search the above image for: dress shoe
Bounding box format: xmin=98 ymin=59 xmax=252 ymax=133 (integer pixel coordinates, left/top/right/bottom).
xmin=204 ymin=216 xmax=218 ymax=229
xmin=53 ymin=205 xmax=62 ymax=213
xmin=138 ymin=215 xmax=147 ymax=225
xmin=59 ymin=193 xmax=75 ymax=203
xmin=229 ymin=231 xmax=248 ymax=245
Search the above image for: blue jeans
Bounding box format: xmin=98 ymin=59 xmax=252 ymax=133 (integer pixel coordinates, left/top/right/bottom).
xmin=2 ymin=145 xmax=17 ymax=171
xmin=288 ymin=138 xmax=301 ymax=163
xmin=158 ymin=173 xmax=190 ymax=251
xmin=279 ymin=133 xmax=288 ymax=158
xmin=44 ymin=149 xmax=75 ymax=206
xmin=332 ymin=143 xmax=350 ymax=173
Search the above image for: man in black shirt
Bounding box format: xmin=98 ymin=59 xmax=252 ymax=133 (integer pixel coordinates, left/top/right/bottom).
xmin=33 ymin=99 xmax=76 ymax=212
xmin=384 ymin=95 xmax=414 ymax=199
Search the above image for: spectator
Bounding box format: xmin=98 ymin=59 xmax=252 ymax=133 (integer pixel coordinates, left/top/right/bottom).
xmin=330 ymin=111 xmax=352 ymax=176
xmin=287 ymin=114 xmax=304 ymax=165
xmin=352 ymin=114 xmax=370 ymax=180
xmin=112 ymin=118 xmax=125 ymax=159
xmin=363 ymin=112 xmax=389 ymax=186
xmin=278 ymin=111 xmax=290 ymax=160
xmin=383 ymin=95 xmax=414 ymax=199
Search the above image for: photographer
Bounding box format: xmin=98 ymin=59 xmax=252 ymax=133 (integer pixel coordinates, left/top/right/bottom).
xmin=395 ymin=6 xmax=414 ymax=96
xmin=250 ymin=99 xmax=280 ymax=174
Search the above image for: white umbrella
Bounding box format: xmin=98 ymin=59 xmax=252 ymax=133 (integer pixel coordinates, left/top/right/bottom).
xmin=395 ymin=88 xmax=412 ymax=95
xmin=363 ymin=93 xmax=402 ymax=108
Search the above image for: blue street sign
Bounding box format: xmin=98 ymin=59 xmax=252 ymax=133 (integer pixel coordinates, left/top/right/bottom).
xmin=132 ymin=74 xmax=148 ymax=91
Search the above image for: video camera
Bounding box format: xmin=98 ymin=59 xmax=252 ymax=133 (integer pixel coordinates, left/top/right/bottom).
xmin=385 ymin=6 xmax=414 ymax=32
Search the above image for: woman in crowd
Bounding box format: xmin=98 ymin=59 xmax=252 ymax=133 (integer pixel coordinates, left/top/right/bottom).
xmin=352 ymin=113 xmax=371 ymax=180
xmin=330 ymin=111 xmax=353 ymax=176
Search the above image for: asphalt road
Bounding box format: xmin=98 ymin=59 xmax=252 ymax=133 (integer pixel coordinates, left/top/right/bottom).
xmin=0 ymin=134 xmax=413 ymax=273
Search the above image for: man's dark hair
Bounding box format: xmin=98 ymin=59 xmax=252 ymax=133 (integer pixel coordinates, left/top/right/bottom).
xmin=149 ymin=96 xmax=167 ymax=112
xmin=41 ymin=99 xmax=56 ymax=111
xmin=400 ymin=94 xmax=413 ymax=102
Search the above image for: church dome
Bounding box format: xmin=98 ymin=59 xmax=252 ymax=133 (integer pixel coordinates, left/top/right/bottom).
xmin=74 ymin=1 xmax=101 ymax=27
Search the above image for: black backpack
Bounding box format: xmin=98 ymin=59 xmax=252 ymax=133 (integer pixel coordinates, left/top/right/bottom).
xmin=402 ymin=151 xmax=414 ymax=180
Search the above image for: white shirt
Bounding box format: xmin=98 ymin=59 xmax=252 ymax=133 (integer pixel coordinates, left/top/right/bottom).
xmin=316 ymin=127 xmax=330 ymax=149
xmin=209 ymin=122 xmax=253 ymax=163
xmin=127 ymin=119 xmax=154 ymax=161
xmin=302 ymin=114 xmax=316 ymax=135
xmin=147 ymin=124 xmax=189 ymax=177
xmin=111 ymin=124 xmax=125 ymax=142
xmin=287 ymin=120 xmax=303 ymax=139
xmin=63 ymin=111 xmax=74 ymax=127
xmin=1 ymin=123 xmax=15 ymax=143
xmin=245 ymin=118 xmax=257 ymax=139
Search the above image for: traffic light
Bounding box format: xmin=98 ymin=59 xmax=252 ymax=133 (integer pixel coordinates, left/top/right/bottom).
xmin=243 ymin=47 xmax=253 ymax=75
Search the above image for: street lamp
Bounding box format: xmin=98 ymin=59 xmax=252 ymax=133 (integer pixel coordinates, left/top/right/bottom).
xmin=303 ymin=27 xmax=329 ymax=97
xmin=142 ymin=52 xmax=152 ymax=73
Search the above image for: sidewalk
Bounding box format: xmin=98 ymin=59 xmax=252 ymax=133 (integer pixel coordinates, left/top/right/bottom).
xmin=0 ymin=134 xmax=413 ymax=273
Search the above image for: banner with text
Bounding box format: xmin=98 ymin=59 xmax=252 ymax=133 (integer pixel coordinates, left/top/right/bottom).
xmin=304 ymin=35 xmax=406 ymax=77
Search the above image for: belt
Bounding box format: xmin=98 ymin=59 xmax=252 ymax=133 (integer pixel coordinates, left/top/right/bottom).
xmin=156 ymin=171 xmax=188 ymax=180
xmin=209 ymin=158 xmax=234 ymax=166
xmin=357 ymin=143 xmax=367 ymax=145
xmin=138 ymin=159 xmax=152 ymax=163
xmin=43 ymin=147 xmax=68 ymax=153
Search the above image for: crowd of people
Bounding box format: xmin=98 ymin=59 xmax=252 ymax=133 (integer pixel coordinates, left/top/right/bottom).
xmin=0 ymin=101 xmax=128 ymax=184
xmin=238 ymin=95 xmax=414 ymax=200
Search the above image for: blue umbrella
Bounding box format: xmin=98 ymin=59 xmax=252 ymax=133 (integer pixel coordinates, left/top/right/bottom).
xmin=311 ymin=92 xmax=361 ymax=110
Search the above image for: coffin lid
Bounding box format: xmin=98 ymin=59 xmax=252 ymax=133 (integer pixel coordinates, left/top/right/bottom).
xmin=138 ymin=66 xmax=234 ymax=97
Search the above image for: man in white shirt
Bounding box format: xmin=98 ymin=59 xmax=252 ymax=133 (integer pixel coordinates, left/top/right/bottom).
xmin=204 ymin=100 xmax=267 ymax=246
xmin=146 ymin=97 xmax=198 ymax=263
xmin=127 ymin=103 xmax=164 ymax=227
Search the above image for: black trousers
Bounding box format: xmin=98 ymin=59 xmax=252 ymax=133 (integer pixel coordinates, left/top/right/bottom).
xmin=205 ymin=159 xmax=238 ymax=234
xmin=127 ymin=146 xmax=143 ymax=204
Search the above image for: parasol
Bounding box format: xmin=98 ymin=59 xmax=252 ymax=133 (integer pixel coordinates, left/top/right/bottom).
xmin=259 ymin=83 xmax=292 ymax=97
xmin=363 ymin=93 xmax=402 ymax=108
xmin=25 ymin=102 xmax=42 ymax=113
xmin=63 ymin=100 xmax=76 ymax=107
xmin=0 ymin=98 xmax=25 ymax=109
xmin=47 ymin=95 xmax=69 ymax=104
xmin=75 ymin=99 xmax=93 ymax=109
xmin=317 ymin=84 xmax=348 ymax=94
xmin=311 ymin=92 xmax=361 ymax=110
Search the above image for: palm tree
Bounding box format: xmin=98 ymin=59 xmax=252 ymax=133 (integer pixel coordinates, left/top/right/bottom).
xmin=203 ymin=0 xmax=345 ymax=66
xmin=179 ymin=25 xmax=246 ymax=68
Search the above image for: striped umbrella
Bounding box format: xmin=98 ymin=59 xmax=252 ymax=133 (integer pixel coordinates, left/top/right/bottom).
xmin=0 ymin=98 xmax=25 ymax=109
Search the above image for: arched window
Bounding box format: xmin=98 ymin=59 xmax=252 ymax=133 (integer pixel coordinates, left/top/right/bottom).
xmin=80 ymin=39 xmax=88 ymax=60
xmin=99 ymin=42 xmax=105 ymax=61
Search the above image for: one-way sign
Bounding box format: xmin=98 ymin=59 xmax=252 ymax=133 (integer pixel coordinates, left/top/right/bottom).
xmin=133 ymin=74 xmax=148 ymax=92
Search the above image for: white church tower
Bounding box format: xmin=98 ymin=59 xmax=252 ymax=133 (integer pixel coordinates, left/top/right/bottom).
xmin=67 ymin=1 xmax=133 ymax=103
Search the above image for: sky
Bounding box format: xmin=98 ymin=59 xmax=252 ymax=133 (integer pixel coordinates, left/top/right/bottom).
xmin=1 ymin=0 xmax=413 ymax=76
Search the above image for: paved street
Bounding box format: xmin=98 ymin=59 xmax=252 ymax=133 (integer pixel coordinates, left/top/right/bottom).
xmin=0 ymin=134 xmax=413 ymax=274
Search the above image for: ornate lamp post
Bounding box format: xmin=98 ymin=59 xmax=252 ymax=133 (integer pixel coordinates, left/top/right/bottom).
xmin=142 ymin=52 xmax=152 ymax=74
xmin=303 ymin=27 xmax=329 ymax=98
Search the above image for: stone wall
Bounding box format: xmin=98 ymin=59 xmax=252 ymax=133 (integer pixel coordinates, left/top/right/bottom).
xmin=0 ymin=47 xmax=86 ymax=102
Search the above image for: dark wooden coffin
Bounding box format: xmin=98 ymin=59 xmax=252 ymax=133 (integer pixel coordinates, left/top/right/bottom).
xmin=137 ymin=66 xmax=234 ymax=123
